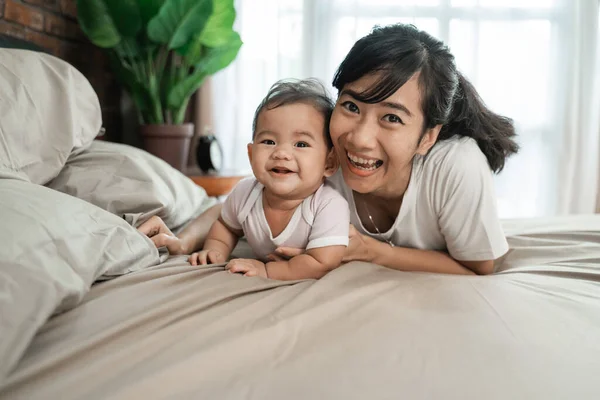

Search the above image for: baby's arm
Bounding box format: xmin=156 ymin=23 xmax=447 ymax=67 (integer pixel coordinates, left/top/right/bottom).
xmin=189 ymin=217 xmax=243 ymax=265
xmin=191 ymin=178 xmax=254 ymax=265
xmin=254 ymin=187 xmax=350 ymax=280
xmin=264 ymin=245 xmax=346 ymax=280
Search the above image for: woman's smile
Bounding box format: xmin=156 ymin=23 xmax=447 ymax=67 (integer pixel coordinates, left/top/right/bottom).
xmin=346 ymin=150 xmax=383 ymax=171
xmin=344 ymin=150 xmax=384 ymax=178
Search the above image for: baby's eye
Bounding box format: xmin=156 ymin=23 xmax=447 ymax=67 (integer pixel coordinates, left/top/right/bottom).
xmin=341 ymin=101 xmax=359 ymax=113
xmin=260 ymin=139 xmax=275 ymax=145
xmin=295 ymin=141 xmax=310 ymax=148
xmin=382 ymin=114 xmax=404 ymax=124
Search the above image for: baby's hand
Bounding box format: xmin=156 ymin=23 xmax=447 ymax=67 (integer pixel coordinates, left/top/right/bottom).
xmin=189 ymin=249 xmax=225 ymax=266
xmin=226 ymin=259 xmax=268 ymax=278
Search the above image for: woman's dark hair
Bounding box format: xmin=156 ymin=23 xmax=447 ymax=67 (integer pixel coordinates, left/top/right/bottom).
xmin=332 ymin=24 xmax=518 ymax=172
xmin=252 ymin=78 xmax=335 ymax=148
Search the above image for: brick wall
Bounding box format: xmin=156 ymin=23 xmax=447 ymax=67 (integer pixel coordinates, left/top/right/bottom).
xmin=0 ymin=0 xmax=122 ymax=141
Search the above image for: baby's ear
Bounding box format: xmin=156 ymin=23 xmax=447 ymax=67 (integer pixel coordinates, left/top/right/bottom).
xmin=323 ymin=148 xmax=339 ymax=178
xmin=247 ymin=143 xmax=253 ymax=163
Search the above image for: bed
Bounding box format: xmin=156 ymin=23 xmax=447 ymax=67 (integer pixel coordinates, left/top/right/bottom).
xmin=1 ymin=47 xmax=600 ymax=400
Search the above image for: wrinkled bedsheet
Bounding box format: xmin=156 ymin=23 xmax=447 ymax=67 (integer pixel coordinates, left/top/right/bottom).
xmin=1 ymin=215 xmax=600 ymax=399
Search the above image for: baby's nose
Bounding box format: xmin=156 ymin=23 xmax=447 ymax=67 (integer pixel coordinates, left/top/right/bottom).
xmin=272 ymin=146 xmax=292 ymax=160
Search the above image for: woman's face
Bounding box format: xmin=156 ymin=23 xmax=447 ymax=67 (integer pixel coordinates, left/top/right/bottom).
xmin=329 ymin=72 xmax=440 ymax=199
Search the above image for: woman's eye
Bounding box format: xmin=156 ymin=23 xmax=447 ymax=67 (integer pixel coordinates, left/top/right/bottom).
xmin=295 ymin=141 xmax=310 ymax=148
xmin=260 ymin=139 xmax=275 ymax=145
xmin=341 ymin=101 xmax=359 ymax=113
xmin=383 ymin=114 xmax=403 ymax=124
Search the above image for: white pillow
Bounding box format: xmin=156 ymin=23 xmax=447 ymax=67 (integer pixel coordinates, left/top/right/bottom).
xmin=0 ymin=179 xmax=160 ymax=381
xmin=0 ymin=49 xmax=102 ymax=184
xmin=47 ymin=141 xmax=218 ymax=231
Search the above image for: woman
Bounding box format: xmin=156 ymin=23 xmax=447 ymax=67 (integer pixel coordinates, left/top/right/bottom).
xmin=140 ymin=23 xmax=518 ymax=276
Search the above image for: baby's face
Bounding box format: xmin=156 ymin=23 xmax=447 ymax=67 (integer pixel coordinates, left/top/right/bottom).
xmin=248 ymin=103 xmax=334 ymax=200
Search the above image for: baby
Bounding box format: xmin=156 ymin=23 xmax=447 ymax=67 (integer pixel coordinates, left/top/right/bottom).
xmin=190 ymin=79 xmax=350 ymax=280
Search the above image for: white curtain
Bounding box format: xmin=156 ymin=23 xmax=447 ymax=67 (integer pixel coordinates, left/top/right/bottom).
xmin=212 ymin=0 xmax=600 ymax=218
xmin=557 ymin=1 xmax=600 ymax=214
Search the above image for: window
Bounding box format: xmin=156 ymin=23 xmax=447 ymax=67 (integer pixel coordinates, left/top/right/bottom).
xmin=212 ymin=0 xmax=598 ymax=217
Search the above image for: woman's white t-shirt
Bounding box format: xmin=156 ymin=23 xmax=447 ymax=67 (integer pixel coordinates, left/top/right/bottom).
xmin=327 ymin=135 xmax=509 ymax=261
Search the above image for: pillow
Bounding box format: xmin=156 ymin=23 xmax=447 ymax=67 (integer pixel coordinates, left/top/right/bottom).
xmin=0 ymin=178 xmax=161 ymax=381
xmin=0 ymin=49 xmax=102 ymax=185
xmin=47 ymin=141 xmax=218 ymax=231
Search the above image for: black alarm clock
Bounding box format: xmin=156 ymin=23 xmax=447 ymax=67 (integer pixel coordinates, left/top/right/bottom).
xmin=196 ymin=134 xmax=224 ymax=172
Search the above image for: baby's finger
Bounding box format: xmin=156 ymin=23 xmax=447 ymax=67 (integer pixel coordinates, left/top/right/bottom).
xmin=189 ymin=252 xmax=199 ymax=266
xmin=244 ymin=270 xmax=257 ymax=277
xmin=198 ymin=252 xmax=209 ymax=265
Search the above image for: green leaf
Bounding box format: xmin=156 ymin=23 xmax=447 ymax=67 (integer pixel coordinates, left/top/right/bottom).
xmin=195 ymin=30 xmax=242 ymax=75
xmin=104 ymin=0 xmax=142 ymax=37
xmin=108 ymin=52 xmax=146 ymax=107
xmin=116 ymin=37 xmax=141 ymax=59
xmin=147 ymin=0 xmax=213 ymax=50
xmin=109 ymin=49 xmax=164 ymax=123
xmin=76 ymin=0 xmax=121 ymax=48
xmin=177 ymin=0 xmax=235 ymax=63
xmin=199 ymin=0 xmax=236 ymax=47
xmin=167 ymin=31 xmax=241 ymax=109
xmin=178 ymin=37 xmax=204 ymax=65
xmin=139 ymin=0 xmax=166 ymax=25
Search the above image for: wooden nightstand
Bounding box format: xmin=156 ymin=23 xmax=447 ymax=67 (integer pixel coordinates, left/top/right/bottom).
xmin=187 ymin=168 xmax=249 ymax=197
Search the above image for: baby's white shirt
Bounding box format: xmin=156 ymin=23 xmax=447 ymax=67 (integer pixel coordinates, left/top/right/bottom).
xmin=221 ymin=178 xmax=350 ymax=262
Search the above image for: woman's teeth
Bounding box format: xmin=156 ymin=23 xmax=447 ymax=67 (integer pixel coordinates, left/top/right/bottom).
xmin=347 ymin=152 xmax=383 ymax=171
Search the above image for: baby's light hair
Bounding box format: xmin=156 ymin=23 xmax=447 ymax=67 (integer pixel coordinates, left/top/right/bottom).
xmin=252 ymin=78 xmax=335 ymax=148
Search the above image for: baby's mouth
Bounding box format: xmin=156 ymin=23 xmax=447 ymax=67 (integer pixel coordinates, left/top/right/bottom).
xmin=270 ymin=167 xmax=294 ymax=174
xmin=347 ymin=152 xmax=383 ymax=171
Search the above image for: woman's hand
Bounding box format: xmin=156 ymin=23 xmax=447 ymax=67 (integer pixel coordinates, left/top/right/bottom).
xmin=226 ymin=258 xmax=268 ymax=277
xmin=269 ymin=247 xmax=303 ymax=261
xmin=272 ymin=224 xmax=375 ymax=264
xmin=137 ymin=215 xmax=187 ymax=255
xmin=343 ymin=224 xmax=376 ymax=263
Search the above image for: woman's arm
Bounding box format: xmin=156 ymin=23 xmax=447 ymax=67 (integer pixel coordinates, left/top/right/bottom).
xmin=347 ymin=225 xmax=492 ymax=275
xmin=273 ymin=225 xmax=495 ymax=275
xmin=137 ymin=204 xmax=222 ymax=254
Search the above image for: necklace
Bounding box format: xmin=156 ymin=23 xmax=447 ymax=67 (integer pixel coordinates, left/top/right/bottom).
xmin=360 ymin=196 xmax=395 ymax=248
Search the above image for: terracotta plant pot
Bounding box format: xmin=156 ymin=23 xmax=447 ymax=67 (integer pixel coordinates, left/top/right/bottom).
xmin=140 ymin=123 xmax=194 ymax=172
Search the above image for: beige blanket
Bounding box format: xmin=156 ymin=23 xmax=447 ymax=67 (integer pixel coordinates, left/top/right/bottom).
xmin=2 ymin=216 xmax=600 ymax=400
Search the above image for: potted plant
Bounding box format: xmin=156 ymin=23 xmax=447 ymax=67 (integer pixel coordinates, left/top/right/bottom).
xmin=76 ymin=0 xmax=242 ymax=171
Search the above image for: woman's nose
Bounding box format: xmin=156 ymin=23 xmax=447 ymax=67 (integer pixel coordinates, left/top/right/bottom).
xmin=346 ymin=119 xmax=377 ymax=150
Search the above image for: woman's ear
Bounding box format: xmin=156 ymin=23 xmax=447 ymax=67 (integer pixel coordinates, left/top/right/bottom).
xmin=416 ymin=124 xmax=442 ymax=156
xmin=323 ymin=148 xmax=339 ymax=178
